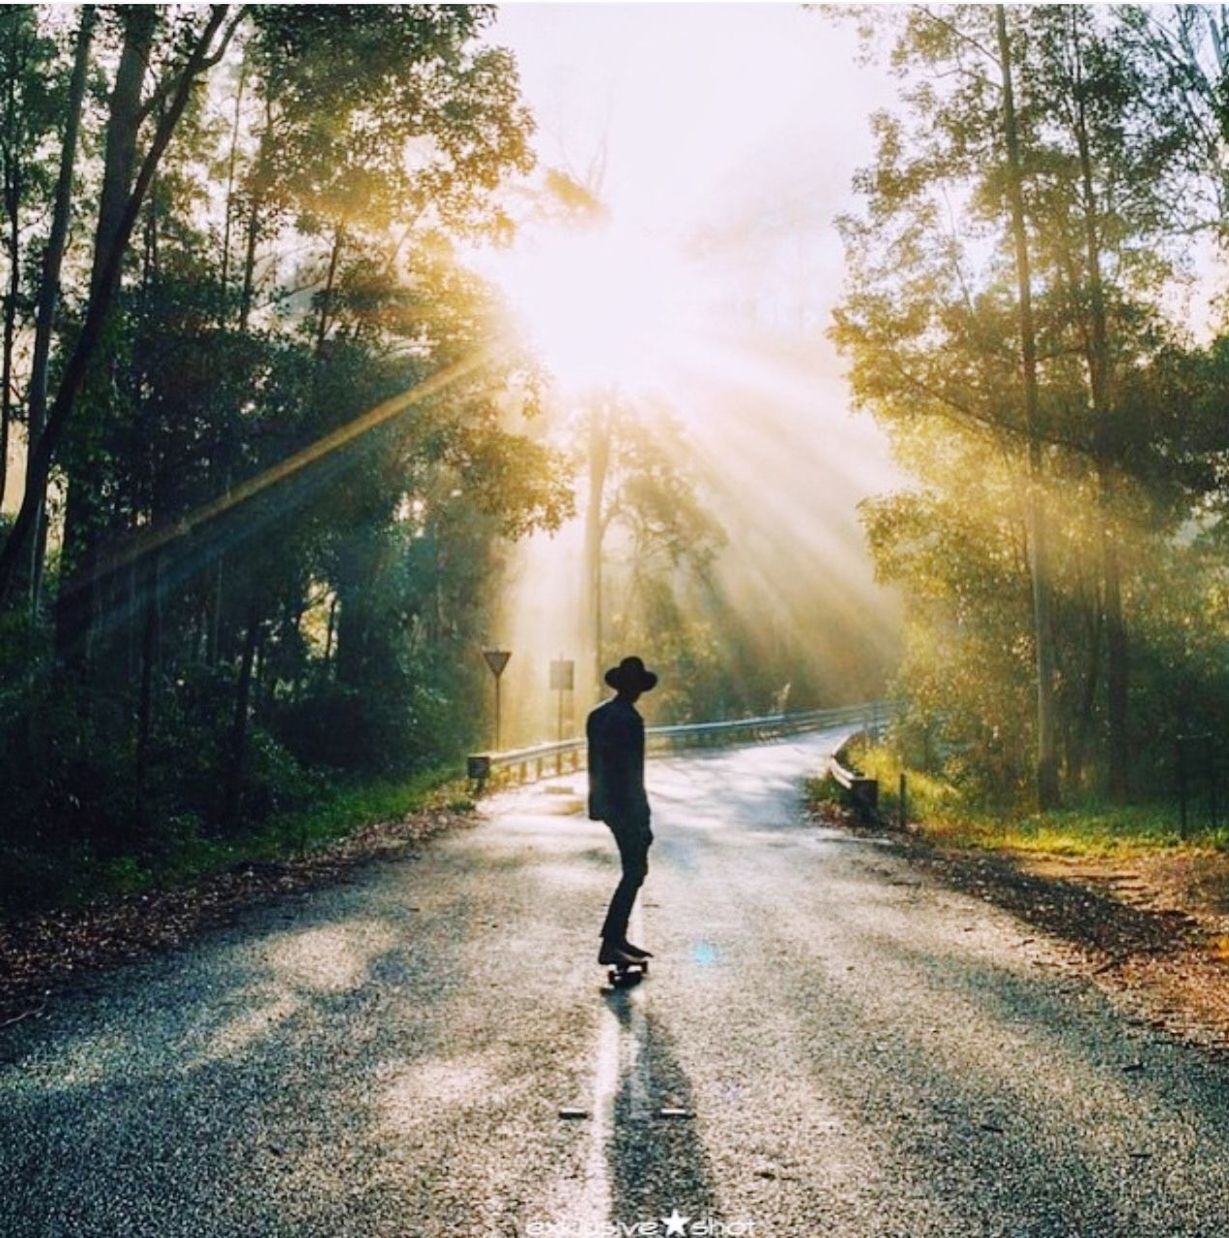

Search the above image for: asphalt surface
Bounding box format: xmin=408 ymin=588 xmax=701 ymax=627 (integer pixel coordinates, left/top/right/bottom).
xmin=4 ymin=728 xmax=1229 ymax=1237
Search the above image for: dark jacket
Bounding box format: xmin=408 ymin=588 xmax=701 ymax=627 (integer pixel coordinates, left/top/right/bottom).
xmin=586 ymin=696 xmax=649 ymax=826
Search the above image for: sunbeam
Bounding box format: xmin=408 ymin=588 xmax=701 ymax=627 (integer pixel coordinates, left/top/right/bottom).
xmin=80 ymin=345 xmax=501 ymax=590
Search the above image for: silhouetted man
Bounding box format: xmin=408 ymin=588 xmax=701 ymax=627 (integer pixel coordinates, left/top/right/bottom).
xmin=587 ymin=655 xmax=657 ymax=967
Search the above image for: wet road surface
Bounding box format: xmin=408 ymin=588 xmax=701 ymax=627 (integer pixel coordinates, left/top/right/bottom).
xmin=4 ymin=729 xmax=1229 ymax=1236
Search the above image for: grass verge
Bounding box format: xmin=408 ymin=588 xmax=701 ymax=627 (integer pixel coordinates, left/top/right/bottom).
xmin=0 ymin=765 xmax=472 ymax=920
xmin=810 ymin=740 xmax=1229 ymax=859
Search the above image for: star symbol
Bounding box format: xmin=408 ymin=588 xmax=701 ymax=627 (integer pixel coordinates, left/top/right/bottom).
xmin=661 ymin=1207 xmax=691 ymax=1237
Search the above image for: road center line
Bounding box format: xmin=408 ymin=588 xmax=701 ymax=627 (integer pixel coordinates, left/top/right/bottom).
xmin=577 ymin=997 xmax=619 ymax=1230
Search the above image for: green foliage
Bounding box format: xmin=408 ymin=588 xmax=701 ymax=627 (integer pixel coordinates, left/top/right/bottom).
xmin=584 ymin=397 xmax=749 ymax=723
xmin=0 ymin=8 xmax=568 ymax=914
xmin=812 ymin=740 xmax=1227 ymax=858
xmin=848 ymin=740 xmax=975 ymax=827
xmin=0 ymin=757 xmax=465 ymax=919
xmin=835 ymin=5 xmax=1229 ymax=810
xmin=277 ymin=766 xmax=469 ymax=855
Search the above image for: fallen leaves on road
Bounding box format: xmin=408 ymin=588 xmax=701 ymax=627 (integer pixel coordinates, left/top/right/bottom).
xmin=811 ymin=796 xmax=1229 ymax=1056
xmin=0 ymin=806 xmax=476 ymax=1027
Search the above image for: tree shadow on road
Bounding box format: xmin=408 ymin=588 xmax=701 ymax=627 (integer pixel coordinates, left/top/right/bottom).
xmin=0 ymin=835 xmax=612 ymax=1238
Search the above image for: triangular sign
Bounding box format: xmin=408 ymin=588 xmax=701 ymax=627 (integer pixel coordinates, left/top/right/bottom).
xmin=483 ymin=650 xmax=511 ymax=677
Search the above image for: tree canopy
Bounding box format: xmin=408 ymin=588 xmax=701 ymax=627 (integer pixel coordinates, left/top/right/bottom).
xmin=834 ymin=4 xmax=1229 ymax=807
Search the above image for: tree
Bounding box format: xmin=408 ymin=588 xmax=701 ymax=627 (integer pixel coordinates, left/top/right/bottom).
xmin=23 ymin=5 xmax=94 ymax=613
xmin=995 ymin=4 xmax=1060 ymax=807
xmin=0 ymin=7 xmax=60 ymax=511
xmin=833 ymin=4 xmax=1199 ymax=806
xmin=0 ymin=6 xmax=573 ymax=890
xmin=0 ymin=5 xmax=240 ymax=611
xmin=833 ymin=5 xmax=1064 ymax=805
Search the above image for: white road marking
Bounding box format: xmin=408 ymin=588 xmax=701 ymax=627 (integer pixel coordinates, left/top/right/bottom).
xmin=576 ymin=996 xmax=619 ymax=1228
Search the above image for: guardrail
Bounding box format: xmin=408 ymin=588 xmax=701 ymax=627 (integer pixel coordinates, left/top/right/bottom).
xmin=829 ymin=733 xmax=882 ymax=823
xmin=467 ymin=700 xmax=897 ymax=790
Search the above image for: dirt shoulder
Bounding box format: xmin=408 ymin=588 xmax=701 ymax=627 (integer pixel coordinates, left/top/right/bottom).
xmin=811 ymin=801 xmax=1229 ymax=1053
xmin=0 ymin=805 xmax=476 ymax=1030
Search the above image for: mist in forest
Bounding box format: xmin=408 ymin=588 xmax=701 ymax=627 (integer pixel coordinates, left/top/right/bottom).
xmin=475 ymin=5 xmax=903 ymax=744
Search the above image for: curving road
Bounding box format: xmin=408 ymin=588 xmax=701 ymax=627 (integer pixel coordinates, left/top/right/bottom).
xmin=4 ymin=729 xmax=1229 ymax=1237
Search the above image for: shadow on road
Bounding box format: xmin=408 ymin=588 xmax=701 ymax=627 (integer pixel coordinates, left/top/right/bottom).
xmin=603 ymin=993 xmax=724 ymax=1230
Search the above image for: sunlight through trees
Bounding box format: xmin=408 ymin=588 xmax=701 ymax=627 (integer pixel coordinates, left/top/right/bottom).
xmin=4 ymin=4 xmax=1229 ymax=911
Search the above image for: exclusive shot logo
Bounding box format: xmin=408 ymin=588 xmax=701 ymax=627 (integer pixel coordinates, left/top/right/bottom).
xmin=525 ymin=1208 xmax=757 ymax=1237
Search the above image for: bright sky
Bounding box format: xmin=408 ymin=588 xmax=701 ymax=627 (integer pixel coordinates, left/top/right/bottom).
xmin=492 ymin=4 xmax=886 ymax=237
xmin=483 ymin=3 xmax=897 ymax=359
xmin=476 ymin=2 xmax=903 ymax=445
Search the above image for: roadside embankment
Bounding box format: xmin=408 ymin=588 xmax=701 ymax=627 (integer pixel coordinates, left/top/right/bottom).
xmin=809 ymin=744 xmax=1229 ymax=1053
xmin=0 ymin=774 xmax=475 ymax=1027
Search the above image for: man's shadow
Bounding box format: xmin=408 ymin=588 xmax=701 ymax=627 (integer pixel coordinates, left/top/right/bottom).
xmin=602 ymin=990 xmax=725 ymax=1229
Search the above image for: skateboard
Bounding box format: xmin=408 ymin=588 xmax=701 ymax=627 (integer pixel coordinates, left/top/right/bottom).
xmin=603 ymin=959 xmax=649 ymax=991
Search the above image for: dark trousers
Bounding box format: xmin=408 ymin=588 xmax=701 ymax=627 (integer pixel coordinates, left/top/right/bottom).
xmin=600 ymin=818 xmax=651 ymax=944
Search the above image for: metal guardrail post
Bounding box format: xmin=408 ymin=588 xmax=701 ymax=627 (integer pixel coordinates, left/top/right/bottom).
xmin=467 ymin=754 xmax=490 ymax=793
xmin=851 ymin=777 xmax=878 ymax=819
xmin=1212 ymin=737 xmax=1219 ymax=831
xmin=1177 ymin=732 xmax=1218 ymax=835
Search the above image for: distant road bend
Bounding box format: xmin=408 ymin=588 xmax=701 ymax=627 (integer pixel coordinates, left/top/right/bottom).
xmin=4 ymin=728 xmax=1229 ymax=1236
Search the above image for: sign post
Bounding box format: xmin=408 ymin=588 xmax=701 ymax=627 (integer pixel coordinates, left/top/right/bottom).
xmin=483 ymin=649 xmax=511 ymax=750
xmin=550 ymin=657 xmax=575 ymax=744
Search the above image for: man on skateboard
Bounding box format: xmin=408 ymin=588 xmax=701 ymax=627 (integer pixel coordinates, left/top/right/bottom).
xmin=587 ymin=655 xmax=658 ymax=970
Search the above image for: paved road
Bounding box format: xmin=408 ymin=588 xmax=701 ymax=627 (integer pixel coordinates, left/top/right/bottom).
xmin=4 ymin=729 xmax=1229 ymax=1237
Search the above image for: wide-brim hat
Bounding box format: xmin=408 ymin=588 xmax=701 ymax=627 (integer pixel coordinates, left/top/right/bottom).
xmin=605 ymin=655 xmax=658 ymax=693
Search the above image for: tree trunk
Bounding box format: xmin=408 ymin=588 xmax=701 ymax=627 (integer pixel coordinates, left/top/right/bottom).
xmin=238 ymin=196 xmax=259 ymax=333
xmin=224 ymin=602 xmax=261 ymax=826
xmin=996 ymin=5 xmax=1061 ymax=809
xmin=92 ymin=13 xmax=155 ymax=303
xmin=219 ymin=51 xmax=247 ymax=307
xmin=1 ymin=175 xmax=18 ymax=509
xmin=1102 ymin=528 xmax=1129 ymax=798
xmin=324 ymin=593 xmax=338 ymax=666
xmin=205 ymin=50 xmax=248 ymax=655
xmin=314 ymin=226 xmax=343 ymax=360
xmin=0 ymin=11 xmax=19 ymax=510
xmin=53 ymin=6 xmax=156 ymax=667
xmin=1069 ymin=582 xmax=1103 ymax=788
xmin=237 ymin=99 xmax=271 ymax=335
xmin=208 ymin=557 xmax=225 ymax=665
xmin=335 ymin=588 xmax=368 ymax=688
xmin=583 ymin=396 xmax=611 ymax=697
xmin=134 ymin=551 xmax=161 ymax=828
xmin=1069 ymin=16 xmax=1130 ymax=800
xmin=23 ymin=5 xmax=94 ymax=613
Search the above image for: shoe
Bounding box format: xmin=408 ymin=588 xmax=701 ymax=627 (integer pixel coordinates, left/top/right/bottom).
xmin=598 ymin=942 xmax=641 ymax=966
xmin=620 ymin=941 xmax=653 ymax=959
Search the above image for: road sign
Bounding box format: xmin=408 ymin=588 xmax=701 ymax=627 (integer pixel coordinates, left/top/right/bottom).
xmin=482 ymin=650 xmax=511 ymax=750
xmin=483 ymin=649 xmax=511 ymax=678
xmin=550 ymin=657 xmax=575 ymax=746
